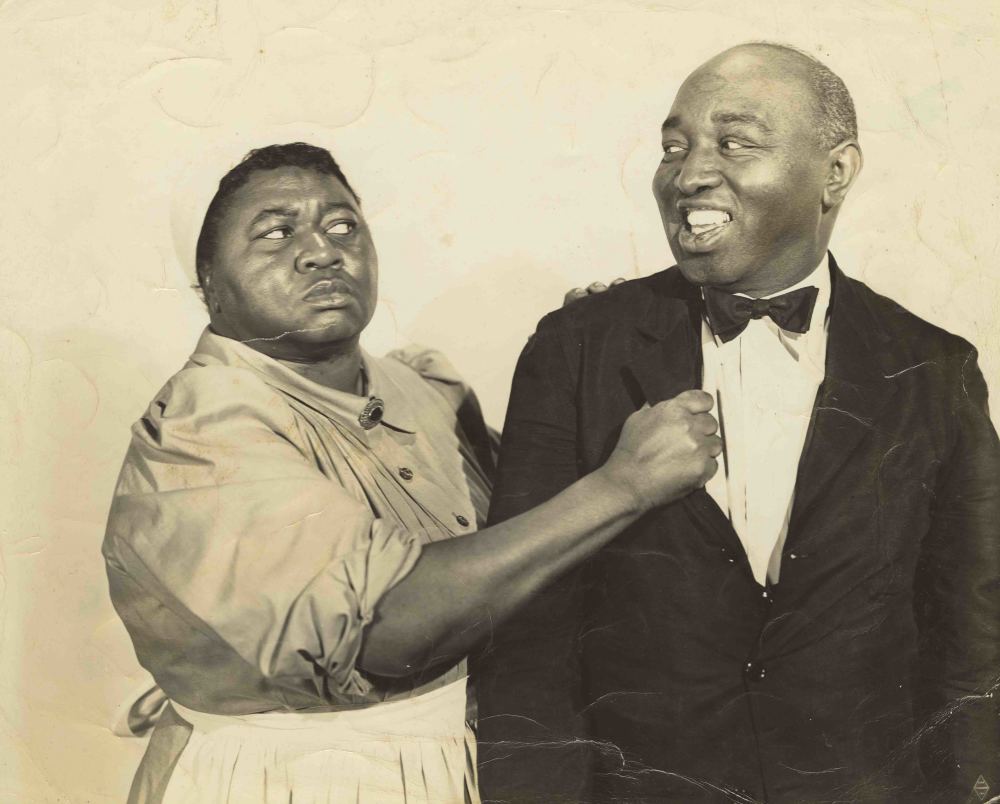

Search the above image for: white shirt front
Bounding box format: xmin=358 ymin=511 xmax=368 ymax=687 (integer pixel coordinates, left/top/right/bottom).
xmin=701 ymin=256 xmax=831 ymax=586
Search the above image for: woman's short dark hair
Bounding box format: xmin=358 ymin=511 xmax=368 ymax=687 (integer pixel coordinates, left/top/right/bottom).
xmin=195 ymin=142 xmax=359 ymax=290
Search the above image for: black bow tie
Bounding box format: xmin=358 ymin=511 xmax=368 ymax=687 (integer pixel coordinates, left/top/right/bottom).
xmin=703 ymin=285 xmax=819 ymax=343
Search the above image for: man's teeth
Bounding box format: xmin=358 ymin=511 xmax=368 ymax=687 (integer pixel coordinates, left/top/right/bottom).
xmin=685 ymin=209 xmax=731 ymax=228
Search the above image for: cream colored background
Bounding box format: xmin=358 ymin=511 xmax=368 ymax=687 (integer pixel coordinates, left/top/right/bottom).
xmin=0 ymin=0 xmax=997 ymax=801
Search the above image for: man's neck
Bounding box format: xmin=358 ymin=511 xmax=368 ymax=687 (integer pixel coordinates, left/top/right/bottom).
xmin=724 ymin=251 xmax=828 ymax=299
xmin=752 ymin=256 xmax=828 ymax=300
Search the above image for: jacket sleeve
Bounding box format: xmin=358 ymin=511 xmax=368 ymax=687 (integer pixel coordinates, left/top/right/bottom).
xmin=102 ymin=365 xmax=424 ymax=712
xmin=474 ymin=314 xmax=595 ymax=804
xmin=915 ymin=345 xmax=1000 ymax=799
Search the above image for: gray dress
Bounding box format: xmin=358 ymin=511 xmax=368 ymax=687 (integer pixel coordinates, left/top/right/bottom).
xmin=103 ymin=329 xmax=494 ymax=803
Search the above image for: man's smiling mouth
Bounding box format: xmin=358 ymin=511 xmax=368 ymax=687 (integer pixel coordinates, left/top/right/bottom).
xmin=684 ymin=208 xmax=732 ymax=236
xmin=676 ymin=207 xmax=734 ymax=253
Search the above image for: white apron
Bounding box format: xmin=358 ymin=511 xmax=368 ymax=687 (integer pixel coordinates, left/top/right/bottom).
xmin=162 ymin=678 xmax=479 ymax=804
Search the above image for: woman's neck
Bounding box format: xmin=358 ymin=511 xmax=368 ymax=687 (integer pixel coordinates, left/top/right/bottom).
xmin=276 ymin=349 xmax=365 ymax=395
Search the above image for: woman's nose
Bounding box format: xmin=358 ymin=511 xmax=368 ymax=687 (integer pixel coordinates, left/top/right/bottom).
xmin=295 ymin=231 xmax=343 ymax=273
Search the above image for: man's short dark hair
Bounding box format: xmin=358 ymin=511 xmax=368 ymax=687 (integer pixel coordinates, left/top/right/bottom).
xmin=745 ymin=42 xmax=858 ymax=149
xmin=195 ymin=142 xmax=359 ymax=290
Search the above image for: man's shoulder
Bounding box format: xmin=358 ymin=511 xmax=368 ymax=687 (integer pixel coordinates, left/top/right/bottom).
xmin=843 ymin=273 xmax=978 ymax=360
xmin=536 ymin=267 xmax=690 ymax=335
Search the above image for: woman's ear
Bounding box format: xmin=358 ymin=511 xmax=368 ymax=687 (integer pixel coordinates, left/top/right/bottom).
xmin=198 ymin=266 xmax=221 ymax=313
xmin=823 ymin=140 xmax=863 ymax=210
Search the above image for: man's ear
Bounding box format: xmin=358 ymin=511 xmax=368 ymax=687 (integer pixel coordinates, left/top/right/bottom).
xmin=823 ymin=140 xmax=863 ymax=210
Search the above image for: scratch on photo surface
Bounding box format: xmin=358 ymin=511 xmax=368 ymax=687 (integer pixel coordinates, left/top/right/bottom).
xmin=883 ymin=361 xmax=934 ymax=379
xmin=813 ymin=406 xmax=873 ymax=427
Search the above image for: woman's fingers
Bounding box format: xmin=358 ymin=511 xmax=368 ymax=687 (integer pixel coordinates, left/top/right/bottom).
xmin=563 ymin=278 xmax=628 ymax=306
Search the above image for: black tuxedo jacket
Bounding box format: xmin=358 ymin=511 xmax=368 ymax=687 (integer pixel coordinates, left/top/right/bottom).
xmin=475 ymin=257 xmax=1000 ymax=804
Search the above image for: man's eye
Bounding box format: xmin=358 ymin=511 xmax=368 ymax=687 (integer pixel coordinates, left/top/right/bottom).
xmin=260 ymin=227 xmax=291 ymax=240
xmin=721 ymin=140 xmax=748 ymax=151
xmin=663 ymin=144 xmax=686 ymax=155
xmin=326 ymin=221 xmax=355 ymax=236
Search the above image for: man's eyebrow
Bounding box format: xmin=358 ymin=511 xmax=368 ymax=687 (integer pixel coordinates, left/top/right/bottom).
xmin=712 ymin=111 xmax=773 ymax=132
xmin=661 ymin=115 xmax=681 ymax=132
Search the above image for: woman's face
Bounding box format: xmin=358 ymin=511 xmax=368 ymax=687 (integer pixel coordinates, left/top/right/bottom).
xmin=203 ymin=166 xmax=378 ymax=362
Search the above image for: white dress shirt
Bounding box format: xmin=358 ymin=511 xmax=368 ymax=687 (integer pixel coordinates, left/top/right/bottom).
xmin=701 ymin=255 xmax=831 ymax=586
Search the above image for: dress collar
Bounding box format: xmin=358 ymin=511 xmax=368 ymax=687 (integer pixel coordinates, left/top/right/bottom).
xmin=188 ymin=329 xmax=418 ymax=434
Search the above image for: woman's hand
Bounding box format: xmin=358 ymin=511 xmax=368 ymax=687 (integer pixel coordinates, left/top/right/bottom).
xmin=563 ymin=278 xmax=627 ymax=306
xmin=597 ymin=390 xmax=722 ymax=512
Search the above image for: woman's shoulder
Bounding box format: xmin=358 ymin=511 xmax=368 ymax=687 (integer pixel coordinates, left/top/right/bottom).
xmin=379 ymin=344 xmax=474 ymax=416
xmin=379 ymin=346 xmax=498 ymax=476
xmin=382 ymin=344 xmax=466 ymax=387
xmin=140 ymin=360 xmax=298 ymax=445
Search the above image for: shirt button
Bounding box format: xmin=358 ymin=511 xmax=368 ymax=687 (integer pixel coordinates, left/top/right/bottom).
xmin=454 ymin=514 xmax=470 ymax=527
xmin=744 ymin=661 xmax=766 ymax=682
xmin=398 ymin=467 xmax=414 ymax=481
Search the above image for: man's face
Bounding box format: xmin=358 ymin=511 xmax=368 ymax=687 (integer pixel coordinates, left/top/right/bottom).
xmin=205 ymin=167 xmax=378 ymax=359
xmin=652 ymin=52 xmax=831 ymax=293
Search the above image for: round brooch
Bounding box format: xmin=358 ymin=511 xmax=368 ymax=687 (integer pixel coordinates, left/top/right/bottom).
xmin=358 ymin=396 xmax=385 ymax=430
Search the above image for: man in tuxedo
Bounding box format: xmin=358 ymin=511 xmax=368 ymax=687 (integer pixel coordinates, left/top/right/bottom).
xmin=475 ymin=43 xmax=1000 ymax=803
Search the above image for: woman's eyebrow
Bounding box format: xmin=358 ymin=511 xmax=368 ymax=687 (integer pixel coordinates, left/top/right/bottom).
xmin=249 ymin=206 xmax=298 ymax=226
xmin=249 ymin=202 xmax=356 ymax=228
xmin=319 ymin=202 xmax=357 ymax=216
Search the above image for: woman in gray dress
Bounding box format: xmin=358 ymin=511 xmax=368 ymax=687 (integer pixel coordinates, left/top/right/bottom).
xmin=103 ymin=142 xmax=721 ymax=803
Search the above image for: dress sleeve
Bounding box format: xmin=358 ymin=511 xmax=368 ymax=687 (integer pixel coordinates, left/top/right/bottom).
xmin=102 ymin=365 xmax=423 ymax=710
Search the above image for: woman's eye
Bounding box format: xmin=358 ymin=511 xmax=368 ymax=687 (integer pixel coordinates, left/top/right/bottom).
xmin=326 ymin=221 xmax=355 ymax=236
xmin=260 ymin=227 xmax=291 ymax=240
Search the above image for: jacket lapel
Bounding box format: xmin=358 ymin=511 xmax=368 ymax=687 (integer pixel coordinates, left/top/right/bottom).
xmin=621 ymin=271 xmax=744 ymax=556
xmin=787 ymin=256 xmax=898 ymax=532
xmin=622 ymin=271 xmax=703 ymax=407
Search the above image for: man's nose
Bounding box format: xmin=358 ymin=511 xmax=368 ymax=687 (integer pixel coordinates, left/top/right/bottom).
xmin=295 ymin=230 xmax=344 ymax=273
xmin=674 ymin=145 xmax=723 ymax=195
